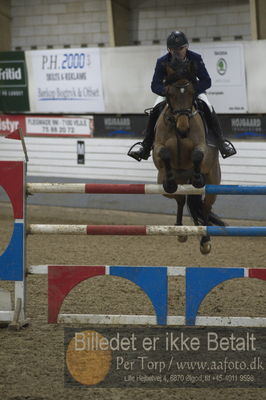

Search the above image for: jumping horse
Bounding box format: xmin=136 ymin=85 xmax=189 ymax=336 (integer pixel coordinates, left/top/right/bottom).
xmin=152 ymin=58 xmax=225 ymax=254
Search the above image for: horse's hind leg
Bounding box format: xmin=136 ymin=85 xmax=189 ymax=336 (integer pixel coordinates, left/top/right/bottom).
xmin=199 ymin=194 xmax=217 ymax=255
xmin=191 ymin=148 xmax=205 ymax=188
xmin=175 ymin=195 xmax=188 ymax=243
xmin=200 ymin=235 xmax=211 ymax=254
xmin=187 ymin=193 xmax=211 ymax=254
xmin=199 ymin=161 xmax=225 ymax=254
xmin=158 ymin=147 xmax=177 ymax=193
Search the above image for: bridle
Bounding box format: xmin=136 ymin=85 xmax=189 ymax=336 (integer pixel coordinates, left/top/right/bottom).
xmin=165 ymin=80 xmax=198 ymax=119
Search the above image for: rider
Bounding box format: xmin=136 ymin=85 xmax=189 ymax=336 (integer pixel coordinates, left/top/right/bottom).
xmin=128 ymin=31 xmax=236 ymax=161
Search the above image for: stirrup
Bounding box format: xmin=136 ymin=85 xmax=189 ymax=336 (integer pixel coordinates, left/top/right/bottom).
xmin=220 ymin=140 xmax=237 ymax=159
xmin=127 ymin=142 xmax=151 ymax=162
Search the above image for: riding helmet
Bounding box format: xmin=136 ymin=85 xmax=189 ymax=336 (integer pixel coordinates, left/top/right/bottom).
xmin=167 ymin=31 xmax=188 ymax=49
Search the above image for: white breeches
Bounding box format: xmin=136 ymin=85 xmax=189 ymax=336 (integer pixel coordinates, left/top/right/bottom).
xmin=153 ymin=96 xmax=165 ymax=107
xmin=197 ymin=93 xmax=213 ymax=112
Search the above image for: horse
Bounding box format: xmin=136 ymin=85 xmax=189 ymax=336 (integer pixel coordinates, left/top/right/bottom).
xmin=152 ymin=58 xmax=225 ymax=254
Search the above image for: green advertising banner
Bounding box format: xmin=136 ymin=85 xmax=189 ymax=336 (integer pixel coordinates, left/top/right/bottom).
xmin=0 ymin=51 xmax=30 ymax=112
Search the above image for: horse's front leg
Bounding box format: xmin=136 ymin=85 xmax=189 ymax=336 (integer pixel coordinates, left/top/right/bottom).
xmin=191 ymin=147 xmax=205 ymax=188
xmin=156 ymin=146 xmax=177 ymax=193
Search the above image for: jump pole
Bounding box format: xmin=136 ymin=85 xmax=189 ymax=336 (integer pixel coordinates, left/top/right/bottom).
xmin=26 ymin=183 xmax=266 ymax=195
xmin=27 ymin=224 xmax=266 ymax=237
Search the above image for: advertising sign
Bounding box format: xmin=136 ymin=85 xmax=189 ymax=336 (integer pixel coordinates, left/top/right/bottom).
xmin=64 ymin=327 xmax=265 ymax=389
xmin=0 ymin=52 xmax=30 ymax=112
xmin=0 ymin=114 xmax=93 ymax=137
xmin=25 ymin=115 xmax=93 ymax=137
xmin=192 ymin=43 xmax=247 ymax=113
xmin=93 ymin=114 xmax=147 ymax=138
xmin=26 ymin=48 xmax=104 ymax=113
xmin=220 ymin=114 xmax=266 ymax=140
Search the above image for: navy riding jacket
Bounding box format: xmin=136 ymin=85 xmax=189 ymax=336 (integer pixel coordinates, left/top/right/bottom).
xmin=151 ymin=50 xmax=211 ymax=97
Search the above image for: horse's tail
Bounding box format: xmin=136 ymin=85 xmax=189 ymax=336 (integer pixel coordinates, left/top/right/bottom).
xmin=187 ymin=194 xmax=225 ymax=226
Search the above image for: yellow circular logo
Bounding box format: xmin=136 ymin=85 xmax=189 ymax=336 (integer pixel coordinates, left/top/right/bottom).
xmin=66 ymin=330 xmax=112 ymax=386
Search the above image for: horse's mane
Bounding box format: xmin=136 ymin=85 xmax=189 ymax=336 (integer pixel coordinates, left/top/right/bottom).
xmin=164 ymin=57 xmax=197 ymax=85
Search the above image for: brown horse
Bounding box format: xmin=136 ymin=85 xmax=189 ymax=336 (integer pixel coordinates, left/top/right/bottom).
xmin=152 ymin=58 xmax=224 ymax=254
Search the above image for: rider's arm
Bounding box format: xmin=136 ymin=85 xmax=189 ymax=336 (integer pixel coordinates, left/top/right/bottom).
xmin=151 ymin=58 xmax=167 ymax=96
xmin=194 ymin=55 xmax=211 ymax=95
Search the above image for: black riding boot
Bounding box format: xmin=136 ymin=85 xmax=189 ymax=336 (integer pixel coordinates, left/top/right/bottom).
xmin=209 ymin=109 xmax=236 ymax=158
xmin=128 ymin=101 xmax=165 ymax=161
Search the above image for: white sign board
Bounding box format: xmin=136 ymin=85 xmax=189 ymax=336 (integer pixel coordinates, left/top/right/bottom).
xmin=26 ymin=48 xmax=104 ymax=113
xmin=25 ymin=115 xmax=93 ymax=137
xmin=191 ymin=43 xmax=247 ymax=113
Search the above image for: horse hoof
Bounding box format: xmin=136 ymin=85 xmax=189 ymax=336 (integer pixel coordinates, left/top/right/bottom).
xmin=200 ymin=241 xmax=211 ymax=255
xmin=163 ymin=180 xmax=177 ymax=193
xmin=192 ymin=174 xmax=205 ymax=188
xmin=178 ymin=235 xmax=188 ymax=243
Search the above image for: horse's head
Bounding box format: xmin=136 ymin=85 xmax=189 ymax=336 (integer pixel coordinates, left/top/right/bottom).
xmin=164 ymin=58 xmax=197 ymax=137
